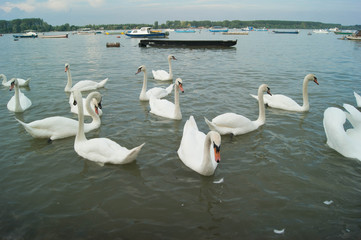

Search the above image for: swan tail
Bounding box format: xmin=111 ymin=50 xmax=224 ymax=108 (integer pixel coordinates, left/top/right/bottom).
xmin=98 ymin=78 xmax=108 ymax=87
xmin=165 ymin=83 xmax=174 ymax=94
xmin=24 ymin=78 xmax=31 ymax=86
xmin=250 ymin=94 xmax=259 ymax=101
xmin=123 ymin=143 xmax=145 ymax=164
xmin=204 ymin=117 xmax=216 ymax=131
xmin=323 ymin=107 xmax=347 ymax=149
xmin=15 ymin=118 xmax=33 ymax=135
xmin=343 ymin=103 xmax=361 ymax=129
xmin=354 ymin=91 xmax=361 ymax=107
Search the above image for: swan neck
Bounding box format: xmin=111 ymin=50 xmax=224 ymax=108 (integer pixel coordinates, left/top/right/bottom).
xmin=174 ymin=84 xmax=181 ymax=119
xmin=201 ymin=133 xmax=213 ymax=170
xmin=14 ymin=84 xmax=22 ymax=112
xmin=141 ymin=69 xmax=147 ymax=97
xmin=65 ymin=69 xmax=72 ymax=91
xmin=76 ymin=92 xmax=87 ymax=142
xmin=302 ymin=77 xmax=310 ymax=109
xmin=168 ymin=58 xmax=173 ymax=78
xmin=257 ymin=87 xmax=266 ymax=124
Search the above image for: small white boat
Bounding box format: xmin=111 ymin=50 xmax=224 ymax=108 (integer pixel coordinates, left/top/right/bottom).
xmin=313 ymin=29 xmax=329 ymax=34
xmin=126 ymin=27 xmax=166 ymax=38
xmin=39 ymin=34 xmax=68 ymax=38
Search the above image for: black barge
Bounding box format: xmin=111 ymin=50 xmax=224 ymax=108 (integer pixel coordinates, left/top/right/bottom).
xmin=139 ymin=39 xmax=237 ymax=48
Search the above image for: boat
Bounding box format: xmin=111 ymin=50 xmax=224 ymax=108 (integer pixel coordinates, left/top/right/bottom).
xmin=138 ymin=39 xmax=237 ymax=48
xmin=77 ymin=28 xmax=96 ymax=35
xmin=346 ymin=30 xmax=361 ymax=40
xmin=273 ymin=30 xmax=299 ymax=34
xmin=13 ymin=31 xmax=38 ymax=38
xmin=209 ymin=26 xmax=229 ymax=32
xmin=313 ymin=29 xmax=329 ymax=34
xmin=254 ymin=27 xmax=268 ymax=31
xmin=38 ymin=34 xmax=68 ymax=38
xmin=334 ymin=30 xmax=354 ymax=35
xmin=175 ymin=29 xmax=196 ymax=33
xmin=329 ymin=27 xmax=339 ymax=32
xmin=106 ymin=42 xmax=120 ymax=47
xmin=125 ymin=27 xmax=166 ymax=38
xmin=222 ymin=31 xmax=248 ymax=35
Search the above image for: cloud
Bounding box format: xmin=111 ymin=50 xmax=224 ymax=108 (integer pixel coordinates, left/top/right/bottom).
xmin=0 ymin=1 xmax=36 ymax=13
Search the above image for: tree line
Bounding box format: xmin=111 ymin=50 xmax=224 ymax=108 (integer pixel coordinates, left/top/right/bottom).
xmin=0 ymin=18 xmax=359 ymax=33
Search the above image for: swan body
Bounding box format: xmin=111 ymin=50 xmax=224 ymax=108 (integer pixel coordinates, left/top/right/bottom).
xmin=7 ymin=79 xmax=32 ymax=112
xmin=354 ymin=92 xmax=361 ymax=107
xmin=16 ymin=92 xmax=102 ymax=140
xmin=250 ymin=74 xmax=318 ymax=112
xmin=64 ymin=63 xmax=108 ymax=92
xmin=323 ymin=103 xmax=361 ymax=161
xmin=149 ymin=78 xmax=184 ymax=120
xmin=205 ymin=84 xmax=271 ymax=135
xmin=73 ymin=90 xmax=145 ymax=164
xmin=177 ymin=116 xmax=221 ymax=176
xmin=152 ymin=55 xmax=176 ymax=81
xmin=69 ymin=92 xmax=103 ymax=117
xmin=136 ymin=65 xmax=173 ymax=101
xmin=1 ymin=74 xmax=30 ymax=87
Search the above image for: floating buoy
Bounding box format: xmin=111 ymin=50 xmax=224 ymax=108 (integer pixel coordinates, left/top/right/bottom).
xmin=106 ymin=42 xmax=120 ymax=47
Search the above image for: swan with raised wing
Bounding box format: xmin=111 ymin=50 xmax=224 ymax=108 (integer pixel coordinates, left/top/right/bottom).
xmin=177 ymin=115 xmax=221 ymax=176
xmin=7 ymin=79 xmax=32 ymax=112
xmin=69 ymin=92 xmax=103 ymax=117
xmin=136 ymin=65 xmax=173 ymax=101
xmin=205 ymin=84 xmax=271 ymax=135
xmin=323 ymin=103 xmax=361 ymax=161
xmin=16 ymin=91 xmax=102 ymax=141
xmin=64 ymin=63 xmax=108 ymax=92
xmin=73 ymin=90 xmax=145 ymax=165
xmin=152 ymin=55 xmax=176 ymax=81
xmin=1 ymin=74 xmax=30 ymax=87
xmin=149 ymin=78 xmax=184 ymax=120
xmin=250 ymin=74 xmax=318 ymax=112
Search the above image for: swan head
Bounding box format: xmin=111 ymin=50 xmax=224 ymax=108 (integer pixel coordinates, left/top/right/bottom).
xmin=135 ymin=65 xmax=146 ymax=75
xmin=65 ymin=63 xmax=70 ymax=72
xmin=305 ymin=74 xmax=319 ymax=85
xmin=176 ymin=78 xmax=184 ymax=93
xmin=168 ymin=55 xmax=177 ymax=61
xmin=210 ymin=131 xmax=221 ymax=163
xmin=92 ymin=98 xmax=102 ymax=115
xmin=9 ymin=78 xmax=18 ymax=91
xmin=259 ymin=84 xmax=272 ymax=96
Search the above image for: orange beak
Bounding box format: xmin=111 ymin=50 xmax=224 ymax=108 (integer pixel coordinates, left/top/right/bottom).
xmin=314 ymin=77 xmax=319 ymax=85
xmin=65 ymin=66 xmax=68 ymax=72
xmin=214 ymin=146 xmax=221 ymax=163
xmin=95 ymin=106 xmax=99 ymax=115
xmin=179 ymin=83 xmax=184 ymax=93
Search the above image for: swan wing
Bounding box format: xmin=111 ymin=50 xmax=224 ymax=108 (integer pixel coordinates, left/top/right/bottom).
xmin=71 ymin=78 xmax=108 ymax=92
xmin=264 ymin=94 xmax=302 ymax=111
xmin=178 ymin=116 xmax=205 ymax=167
xmin=75 ymin=138 xmax=144 ymax=164
xmin=16 ymin=117 xmax=79 ymax=140
xmin=205 ymin=113 xmax=254 ymax=135
xmin=17 ymin=78 xmax=30 ymax=87
xmin=149 ymin=97 xmax=175 ymax=119
xmin=152 ymin=70 xmax=170 ymax=81
xmin=146 ymin=86 xmax=171 ymax=99
xmin=354 ymin=92 xmax=361 ymax=107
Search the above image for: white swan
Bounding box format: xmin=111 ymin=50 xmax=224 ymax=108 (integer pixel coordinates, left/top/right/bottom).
xmin=250 ymin=74 xmax=318 ymax=112
xmin=136 ymin=65 xmax=173 ymax=101
xmin=354 ymin=92 xmax=361 ymax=107
xmin=69 ymin=92 xmax=103 ymax=117
xmin=7 ymin=79 xmax=32 ymax=112
xmin=16 ymin=91 xmax=102 ymax=141
xmin=149 ymin=78 xmax=184 ymax=120
xmin=64 ymin=63 xmax=108 ymax=92
xmin=73 ymin=90 xmax=145 ymax=165
xmin=323 ymin=103 xmax=361 ymax=161
xmin=205 ymin=84 xmax=271 ymax=135
xmin=1 ymin=74 xmax=30 ymax=87
xmin=152 ymin=55 xmax=176 ymax=81
xmin=177 ymin=115 xmax=221 ymax=176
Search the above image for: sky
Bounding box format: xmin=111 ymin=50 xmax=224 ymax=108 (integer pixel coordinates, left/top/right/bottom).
xmin=0 ymin=0 xmax=360 ymax=26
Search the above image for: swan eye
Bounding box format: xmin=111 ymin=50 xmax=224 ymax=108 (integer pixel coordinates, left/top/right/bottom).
xmin=98 ymin=101 xmax=102 ymax=109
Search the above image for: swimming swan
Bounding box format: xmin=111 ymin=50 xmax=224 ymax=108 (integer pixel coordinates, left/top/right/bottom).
xmin=64 ymin=63 xmax=108 ymax=92
xmin=250 ymin=74 xmax=318 ymax=112
xmin=149 ymin=78 xmax=184 ymax=120
xmin=205 ymin=84 xmax=271 ymax=135
xmin=1 ymin=74 xmax=30 ymax=87
xmin=177 ymin=115 xmax=221 ymax=176
xmin=73 ymin=90 xmax=145 ymax=164
xmin=323 ymin=103 xmax=361 ymax=161
xmin=7 ymin=79 xmax=32 ymax=112
xmin=136 ymin=65 xmax=173 ymax=101
xmin=69 ymin=92 xmax=103 ymax=117
xmin=152 ymin=55 xmax=176 ymax=81
xmin=16 ymin=91 xmax=102 ymax=141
